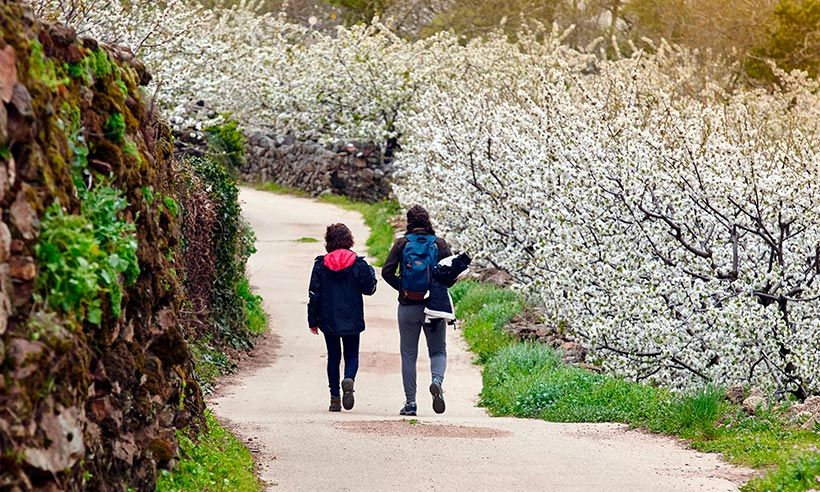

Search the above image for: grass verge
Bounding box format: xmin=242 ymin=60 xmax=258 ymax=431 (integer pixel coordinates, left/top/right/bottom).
xmin=156 ymin=411 xmax=262 ymax=492
xmin=451 ymin=280 xmax=820 ymax=492
xmin=250 ymin=181 xmax=399 ymax=266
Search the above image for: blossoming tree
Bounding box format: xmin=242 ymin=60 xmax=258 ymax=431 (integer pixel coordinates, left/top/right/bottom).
xmin=30 ymin=0 xmax=820 ymax=395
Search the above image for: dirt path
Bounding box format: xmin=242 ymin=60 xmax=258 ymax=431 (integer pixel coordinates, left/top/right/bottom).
xmin=210 ymin=187 xmax=752 ymax=491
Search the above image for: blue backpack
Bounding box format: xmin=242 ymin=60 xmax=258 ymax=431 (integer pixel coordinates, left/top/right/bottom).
xmin=401 ymin=233 xmax=439 ymax=300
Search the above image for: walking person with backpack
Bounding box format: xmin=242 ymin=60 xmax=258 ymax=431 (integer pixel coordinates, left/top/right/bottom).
xmin=308 ymin=223 xmax=378 ymax=412
xmin=382 ymin=206 xmax=453 ymax=416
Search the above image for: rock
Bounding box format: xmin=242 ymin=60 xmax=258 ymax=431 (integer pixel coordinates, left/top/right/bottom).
xmin=786 ymin=396 xmax=820 ymax=429
xmin=725 ymin=384 xmax=746 ymax=405
xmin=7 ymin=338 xmax=45 ymax=368
xmin=9 ymin=256 xmax=36 ymax=280
xmin=0 ymin=294 xmax=8 ymax=336
xmin=561 ymin=341 xmax=587 ymax=363
xmin=483 ymin=268 xmax=514 ymax=287
xmin=10 ymin=189 xmax=39 ymax=240
xmin=87 ymin=396 xmax=114 ymax=422
xmin=741 ymin=395 xmax=768 ymax=415
xmin=230 ymin=129 xmax=391 ymax=202
xmin=0 ymin=222 xmax=11 ymax=263
xmin=10 ymin=83 xmax=33 ymax=119
xmin=0 ymin=103 xmax=8 ymax=145
xmin=23 ymin=408 xmax=86 ymax=473
xmin=6 ymin=84 xmax=35 ymax=144
xmin=0 ymin=162 xmax=9 ymax=203
xmin=578 ymin=363 xmax=604 ymax=373
xmin=0 ymin=45 xmax=17 ymax=103
xmin=13 ymin=278 xmax=34 ymax=307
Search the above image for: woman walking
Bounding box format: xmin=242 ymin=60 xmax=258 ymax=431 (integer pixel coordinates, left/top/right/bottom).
xmin=308 ymin=223 xmax=377 ymax=412
xmin=382 ymin=206 xmax=452 ymax=416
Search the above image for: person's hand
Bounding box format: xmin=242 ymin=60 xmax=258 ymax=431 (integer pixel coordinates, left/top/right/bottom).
xmin=309 ymin=327 xmax=319 ymax=335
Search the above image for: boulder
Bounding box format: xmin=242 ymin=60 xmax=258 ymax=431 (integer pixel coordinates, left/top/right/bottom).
xmin=741 ymin=390 xmax=768 ymax=415
xmin=725 ymin=384 xmax=746 ymax=405
xmin=786 ymin=396 xmax=820 ymax=429
xmin=482 ymin=268 xmax=514 ymax=287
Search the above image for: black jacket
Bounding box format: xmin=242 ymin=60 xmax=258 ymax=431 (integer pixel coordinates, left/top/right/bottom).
xmin=425 ymin=253 xmax=472 ymax=322
xmin=382 ymin=229 xmax=452 ymax=305
xmin=308 ymin=250 xmax=377 ymax=336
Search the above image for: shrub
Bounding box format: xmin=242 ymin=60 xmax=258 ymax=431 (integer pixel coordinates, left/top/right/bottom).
xmin=206 ymin=119 xmax=245 ymax=171
xmin=190 ymin=157 xmax=260 ymax=347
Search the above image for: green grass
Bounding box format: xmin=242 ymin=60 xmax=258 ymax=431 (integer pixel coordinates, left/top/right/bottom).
xmin=453 ymin=280 xmax=820 ymax=492
xmin=743 ymin=454 xmax=820 ymax=492
xmin=295 ymin=237 xmax=319 ymax=243
xmin=450 ymin=281 xmax=519 ymax=362
xmin=156 ymin=411 xmax=262 ymax=492
xmin=252 ymin=181 xmax=309 ymax=197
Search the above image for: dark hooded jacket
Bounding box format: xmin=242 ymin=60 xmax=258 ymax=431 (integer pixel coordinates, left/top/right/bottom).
xmin=308 ymin=249 xmax=378 ymax=336
xmin=424 ymin=253 xmax=472 ymax=323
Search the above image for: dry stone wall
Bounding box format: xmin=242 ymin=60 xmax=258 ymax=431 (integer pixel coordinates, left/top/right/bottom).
xmin=0 ymin=3 xmax=203 ymax=490
xmin=242 ymin=132 xmax=392 ymax=203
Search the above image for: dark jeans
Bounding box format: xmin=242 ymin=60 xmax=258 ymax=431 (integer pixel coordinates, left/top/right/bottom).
xmin=324 ymin=333 xmax=360 ymax=397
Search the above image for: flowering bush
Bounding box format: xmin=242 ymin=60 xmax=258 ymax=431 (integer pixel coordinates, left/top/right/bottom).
xmin=31 ymin=1 xmax=820 ymax=395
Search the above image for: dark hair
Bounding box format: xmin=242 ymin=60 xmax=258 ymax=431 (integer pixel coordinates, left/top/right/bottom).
xmin=325 ymin=223 xmax=354 ymax=252
xmin=406 ymin=205 xmax=434 ymax=234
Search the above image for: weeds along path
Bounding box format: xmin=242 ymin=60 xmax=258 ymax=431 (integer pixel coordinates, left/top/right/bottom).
xmin=210 ymin=187 xmax=751 ymax=491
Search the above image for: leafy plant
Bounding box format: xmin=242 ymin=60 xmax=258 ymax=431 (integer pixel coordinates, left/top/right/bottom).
xmin=35 ymin=186 xmax=139 ymax=324
xmin=123 ymin=138 xmax=141 ymax=164
xmin=163 ymin=195 xmax=180 ymax=218
xmin=66 ymin=58 xmax=92 ymax=85
xmin=141 ymin=186 xmax=155 ymax=204
xmin=191 ymin=157 xmax=254 ymax=347
xmin=236 ymin=278 xmax=266 ymax=336
xmin=742 ymin=453 xmax=820 ymax=492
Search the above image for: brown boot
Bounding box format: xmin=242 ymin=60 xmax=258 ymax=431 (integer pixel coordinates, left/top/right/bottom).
xmin=329 ymin=397 xmax=342 ymax=412
xmin=342 ymin=378 xmax=355 ymax=410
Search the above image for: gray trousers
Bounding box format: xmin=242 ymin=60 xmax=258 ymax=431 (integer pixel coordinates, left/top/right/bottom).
xmin=398 ymin=304 xmax=447 ymax=403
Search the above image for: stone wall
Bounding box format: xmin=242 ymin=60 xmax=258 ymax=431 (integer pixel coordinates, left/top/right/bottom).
xmin=1 ymin=3 xmax=202 ymax=490
xmin=242 ymin=132 xmax=392 ymax=203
